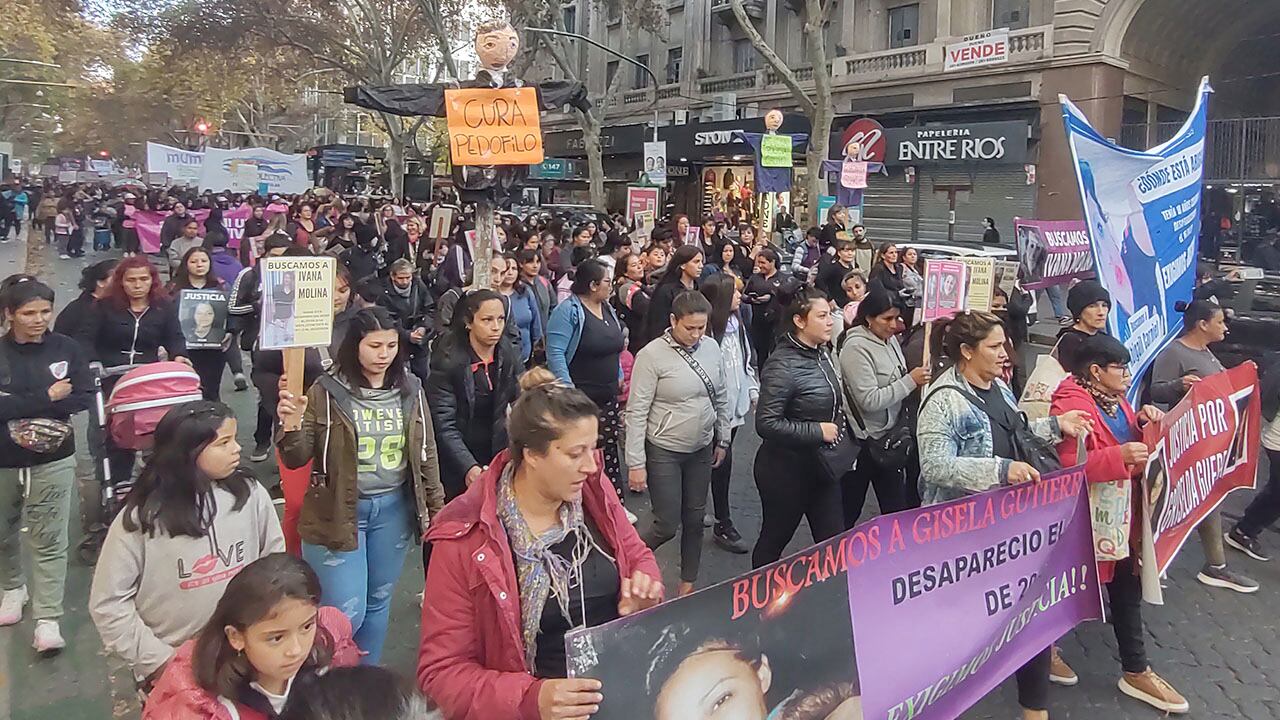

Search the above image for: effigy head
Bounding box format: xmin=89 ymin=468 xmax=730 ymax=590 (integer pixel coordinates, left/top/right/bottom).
xmin=475 ymin=20 xmax=521 ymax=72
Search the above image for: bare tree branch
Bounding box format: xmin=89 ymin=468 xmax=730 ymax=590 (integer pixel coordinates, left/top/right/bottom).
xmin=729 ymin=0 xmax=817 ymax=116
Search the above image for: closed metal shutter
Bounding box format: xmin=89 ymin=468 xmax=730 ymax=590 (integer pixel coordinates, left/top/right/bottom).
xmin=916 ymin=167 xmax=1036 ymax=245
xmin=861 ymin=166 xmax=916 ymax=245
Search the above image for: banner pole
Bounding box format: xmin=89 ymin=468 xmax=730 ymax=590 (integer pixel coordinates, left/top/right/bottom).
xmin=283 ymin=347 xmax=306 ymax=403
xmin=922 ymin=321 xmax=933 ymax=372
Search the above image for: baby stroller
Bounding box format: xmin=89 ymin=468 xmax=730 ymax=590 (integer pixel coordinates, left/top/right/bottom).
xmin=77 ymin=361 xmax=204 ymax=563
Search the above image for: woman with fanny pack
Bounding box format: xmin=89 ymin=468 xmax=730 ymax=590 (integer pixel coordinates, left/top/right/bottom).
xmin=0 ymin=277 xmax=91 ymax=654
xmin=837 ymin=290 xmax=930 ymax=528
xmin=626 ymin=291 xmax=730 ymax=597
xmin=1049 ymin=333 xmax=1188 ymax=714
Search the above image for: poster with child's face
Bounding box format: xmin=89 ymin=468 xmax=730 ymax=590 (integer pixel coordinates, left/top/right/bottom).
xmin=567 ymin=532 xmax=862 ymax=720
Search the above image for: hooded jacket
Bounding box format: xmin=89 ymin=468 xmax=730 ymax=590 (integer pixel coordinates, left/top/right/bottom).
xmin=0 ymin=332 xmax=93 ymax=467
xmin=277 ymin=371 xmax=445 ymax=551
xmin=417 ymin=450 xmax=661 ymax=720
xmin=141 ymin=606 xmax=361 ymax=720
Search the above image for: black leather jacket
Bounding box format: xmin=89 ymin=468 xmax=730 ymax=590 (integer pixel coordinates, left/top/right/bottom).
xmin=755 ymin=333 xmax=843 ymax=449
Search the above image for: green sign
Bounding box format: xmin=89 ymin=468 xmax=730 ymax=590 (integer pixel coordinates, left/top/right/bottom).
xmin=529 ymin=158 xmax=569 ymax=180
xmin=760 ymin=134 xmax=793 ymax=168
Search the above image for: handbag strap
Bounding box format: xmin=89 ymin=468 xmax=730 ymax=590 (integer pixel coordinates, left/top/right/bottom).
xmin=842 ymin=337 xmax=909 ymax=434
xmin=665 ymin=334 xmax=717 ymax=406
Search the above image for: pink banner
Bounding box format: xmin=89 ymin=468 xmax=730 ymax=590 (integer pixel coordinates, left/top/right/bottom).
xmin=136 ymin=204 xmax=255 ymax=254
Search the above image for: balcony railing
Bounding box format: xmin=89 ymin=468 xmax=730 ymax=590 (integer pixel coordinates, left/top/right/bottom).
xmin=712 ymin=0 xmax=765 ymax=20
xmin=698 ymin=71 xmax=761 ymax=95
xmin=1122 ymin=117 xmax=1280 ymax=183
xmin=656 ymin=84 xmax=681 ymax=100
xmin=835 ymin=24 xmax=1052 ymax=81
xmin=623 ymin=89 xmax=652 ymax=105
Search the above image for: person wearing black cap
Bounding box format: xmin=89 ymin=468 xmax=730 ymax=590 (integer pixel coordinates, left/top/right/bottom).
xmin=1054 ymin=280 xmax=1110 ymax=372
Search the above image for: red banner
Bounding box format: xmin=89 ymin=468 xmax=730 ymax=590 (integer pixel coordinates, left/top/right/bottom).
xmin=1141 ymin=363 xmax=1260 ymax=584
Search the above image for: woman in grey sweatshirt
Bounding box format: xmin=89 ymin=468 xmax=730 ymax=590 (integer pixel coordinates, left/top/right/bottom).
xmin=837 ymin=291 xmax=930 ymax=528
xmin=625 ymin=291 xmax=730 ymax=596
xmin=89 ymin=402 xmax=284 ymax=685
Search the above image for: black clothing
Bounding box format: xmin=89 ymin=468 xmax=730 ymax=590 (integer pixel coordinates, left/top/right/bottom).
xmin=531 ymin=515 xmax=620 ymax=679
xmin=743 ymin=270 xmax=799 ymax=364
xmin=427 ymin=336 xmax=520 ymax=499
xmin=841 ymin=443 xmax=912 ymax=528
xmin=755 ymin=333 xmax=842 ymax=448
xmin=53 ymin=292 xmax=97 ymax=339
xmin=341 ymin=246 xmax=382 ymax=283
xmin=376 ymin=278 xmax=435 ymax=333
xmin=644 ymin=279 xmax=695 ymax=348
xmin=869 ymin=262 xmax=908 ymax=310
xmin=1053 ymin=326 xmax=1098 ymax=374
xmin=158 ymin=212 xmax=192 ymax=253
xmin=752 ymin=450 xmax=842 ymax=568
xmin=612 ymin=281 xmax=651 ymax=355
xmin=570 ymin=307 xmax=625 ymax=408
xmin=968 ymin=381 xmax=1019 ymax=461
xmin=0 ymin=333 xmax=92 ymax=468
xmin=982 ymin=227 xmax=1001 ymax=246
xmin=816 ymin=257 xmax=854 ymax=307
xmin=74 ymin=300 xmax=187 ymax=368
xmin=819 ymin=221 xmax=848 ymax=248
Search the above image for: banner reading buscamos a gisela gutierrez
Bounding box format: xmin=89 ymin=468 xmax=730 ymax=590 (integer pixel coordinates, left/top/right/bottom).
xmin=1140 ymin=363 xmax=1261 ymax=603
xmin=1061 ymin=77 xmax=1211 ymax=405
xmin=848 ymin=467 xmax=1102 ymax=720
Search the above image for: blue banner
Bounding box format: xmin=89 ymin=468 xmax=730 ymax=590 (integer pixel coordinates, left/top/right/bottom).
xmin=1061 ymin=77 xmax=1211 ymax=404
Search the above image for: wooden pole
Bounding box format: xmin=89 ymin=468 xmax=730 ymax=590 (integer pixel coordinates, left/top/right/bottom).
xmin=921 ymin=320 xmax=933 ymax=372
xmin=471 ymin=198 xmax=495 ymax=291
xmin=283 ymin=347 xmax=306 ymax=403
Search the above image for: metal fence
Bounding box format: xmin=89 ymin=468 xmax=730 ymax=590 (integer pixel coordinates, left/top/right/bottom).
xmin=1119 ymin=117 xmax=1280 ymax=183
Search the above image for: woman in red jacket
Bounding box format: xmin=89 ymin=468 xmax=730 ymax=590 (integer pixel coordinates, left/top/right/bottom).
xmin=419 ymin=366 xmax=664 ymax=720
xmin=144 ymin=553 xmax=360 ymax=720
xmin=1050 ymin=333 xmax=1188 ymax=715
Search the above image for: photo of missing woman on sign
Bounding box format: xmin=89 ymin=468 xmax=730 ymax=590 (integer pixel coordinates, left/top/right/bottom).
xmin=567 ymin=534 xmax=862 ymax=720
xmin=177 ymin=289 xmax=228 ymax=349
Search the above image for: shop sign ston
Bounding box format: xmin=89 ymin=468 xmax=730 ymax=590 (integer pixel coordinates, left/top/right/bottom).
xmin=882 ymin=121 xmax=1028 ymax=165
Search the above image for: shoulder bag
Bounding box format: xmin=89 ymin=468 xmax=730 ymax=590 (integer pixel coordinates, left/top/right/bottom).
xmin=842 ymin=352 xmax=915 ymax=471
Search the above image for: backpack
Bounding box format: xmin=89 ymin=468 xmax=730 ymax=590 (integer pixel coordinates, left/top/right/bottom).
xmin=106 ymin=362 xmax=204 ymax=450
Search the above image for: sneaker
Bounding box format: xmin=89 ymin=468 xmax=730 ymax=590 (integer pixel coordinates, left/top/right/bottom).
xmin=249 ymin=440 xmax=272 ymax=463
xmin=0 ymin=585 xmax=28 ymax=626
xmin=703 ymin=514 xmax=714 ymax=528
xmin=1196 ymin=564 xmax=1259 ymax=593
xmin=33 ymin=620 xmax=65 ymax=656
xmin=713 ymin=524 xmax=750 ymax=554
xmin=1226 ymin=527 xmax=1271 ymax=562
xmin=625 ymin=508 xmax=638 ymax=525
xmin=1119 ymin=668 xmax=1189 ymax=714
xmin=1049 ymin=646 xmax=1079 ymax=687
xmin=267 ymin=482 xmax=285 ymax=507
xmin=58 ymin=254 xmax=71 ymax=260
xmin=233 ymin=373 xmax=249 ymax=391
xmin=1057 ymin=316 xmax=1072 ymax=326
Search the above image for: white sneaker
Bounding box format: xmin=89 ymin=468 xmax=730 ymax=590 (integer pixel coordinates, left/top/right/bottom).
xmin=625 ymin=509 xmax=638 ymax=525
xmin=0 ymin=586 xmax=28 ymax=626
xmin=58 ymin=254 xmax=71 ymax=260
xmin=33 ymin=620 xmax=65 ymax=655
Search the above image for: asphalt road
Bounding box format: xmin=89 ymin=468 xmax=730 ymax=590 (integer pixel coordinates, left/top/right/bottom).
xmin=2 ymin=226 xmax=1279 ymax=719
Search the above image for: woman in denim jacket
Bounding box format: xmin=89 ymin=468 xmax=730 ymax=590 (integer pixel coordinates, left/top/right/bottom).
xmin=916 ymin=310 xmax=1090 ymax=720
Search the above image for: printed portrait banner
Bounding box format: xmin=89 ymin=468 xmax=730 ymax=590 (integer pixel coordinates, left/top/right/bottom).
xmin=921 ymin=259 xmax=969 ymax=323
xmin=1061 ymin=76 xmax=1211 ymax=405
xmin=146 ymin=141 xmax=204 ymax=184
xmin=444 ymin=87 xmax=544 ymax=166
xmin=134 ymin=204 xmax=254 ymax=254
xmin=643 ymin=141 xmax=668 ymax=184
xmin=1014 ymin=219 xmax=1095 ymax=291
xmin=567 ymin=523 xmax=865 ymax=719
xmin=258 ymin=256 xmax=335 ymax=350
xmin=626 ymin=186 xmax=660 ymax=224
xmin=958 ymin=256 xmax=995 ymax=312
xmin=994 ymin=260 xmax=1020 ymax=296
xmin=849 ymin=468 xmax=1103 ymax=720
xmin=177 ymin=289 xmax=228 ymax=350
xmin=1140 ymin=363 xmax=1261 ymax=603
xmin=198 ymin=147 xmax=309 ymax=195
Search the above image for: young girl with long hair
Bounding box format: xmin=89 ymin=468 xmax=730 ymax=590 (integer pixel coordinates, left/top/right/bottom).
xmin=89 ymin=401 xmax=285 ymax=686
xmin=143 ymin=553 xmax=360 ymax=719
xmin=277 ymin=306 xmax=445 ymax=664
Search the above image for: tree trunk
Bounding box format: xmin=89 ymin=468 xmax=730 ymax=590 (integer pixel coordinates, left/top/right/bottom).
xmin=580 ymin=114 xmax=607 ymax=211
xmin=386 ymin=130 xmax=406 ymax=199
xmin=805 ymin=97 xmax=834 ymax=228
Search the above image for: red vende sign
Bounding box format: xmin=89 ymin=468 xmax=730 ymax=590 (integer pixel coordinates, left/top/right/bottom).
xmin=1142 ymin=363 xmax=1261 ymax=575
xmin=839 ymin=118 xmax=886 ymax=163
xmin=944 ymin=30 xmax=1010 ymax=72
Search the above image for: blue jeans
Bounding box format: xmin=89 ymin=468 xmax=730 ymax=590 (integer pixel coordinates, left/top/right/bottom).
xmin=1042 ymin=284 xmax=1069 ymax=318
xmin=302 ymin=488 xmax=414 ymax=665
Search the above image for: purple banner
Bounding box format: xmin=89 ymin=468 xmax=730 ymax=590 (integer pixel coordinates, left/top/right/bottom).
xmin=1015 ymin=218 xmax=1096 ymax=290
xmin=848 ymin=466 xmax=1102 ymax=720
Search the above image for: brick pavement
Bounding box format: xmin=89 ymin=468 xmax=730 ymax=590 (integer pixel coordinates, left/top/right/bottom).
xmin=3 ymin=233 xmax=1278 ymax=719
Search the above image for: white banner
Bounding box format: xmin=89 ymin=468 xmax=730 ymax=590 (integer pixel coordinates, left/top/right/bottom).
xmin=945 ymin=29 xmax=1010 ymax=72
xmin=146 ymin=142 xmax=204 ymax=184
xmin=199 ymin=147 xmax=309 ymax=195
xmin=643 ymin=141 xmax=667 ymax=185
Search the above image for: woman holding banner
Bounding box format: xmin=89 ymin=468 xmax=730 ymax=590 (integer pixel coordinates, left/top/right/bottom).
xmin=418 ymin=367 xmax=663 ymax=720
xmin=916 ymin=310 xmax=1091 ymax=720
xmin=1149 ymin=300 xmax=1259 ymax=594
xmin=1050 ymin=333 xmax=1189 ymax=713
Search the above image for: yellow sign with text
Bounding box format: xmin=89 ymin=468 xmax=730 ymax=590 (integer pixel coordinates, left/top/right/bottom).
xmin=445 ymin=88 xmax=544 ymax=166
xmin=958 ymin=256 xmax=995 ymax=312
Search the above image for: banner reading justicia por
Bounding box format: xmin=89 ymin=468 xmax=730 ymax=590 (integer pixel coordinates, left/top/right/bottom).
xmin=1060 ymin=76 xmax=1212 ymax=405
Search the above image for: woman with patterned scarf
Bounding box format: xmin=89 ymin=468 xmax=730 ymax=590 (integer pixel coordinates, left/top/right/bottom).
xmin=1049 ymin=333 xmax=1188 ymax=714
xmin=419 ymin=366 xmax=664 ymax=720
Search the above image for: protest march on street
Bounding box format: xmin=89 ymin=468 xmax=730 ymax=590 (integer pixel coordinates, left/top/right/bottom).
xmin=4 ymin=2 xmax=1280 ymax=719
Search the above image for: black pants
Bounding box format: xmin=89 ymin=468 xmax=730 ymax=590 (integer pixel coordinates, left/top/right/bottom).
xmin=749 ymin=319 xmax=775 ymax=369
xmin=63 ymin=231 xmax=84 ymax=257
xmin=1014 ymin=648 xmax=1051 ymax=711
xmin=252 ymin=371 xmax=279 ymax=446
xmin=1238 ymin=448 xmax=1280 ymax=538
xmin=752 ymin=448 xmax=843 ymax=568
xmin=710 ymin=428 xmax=739 ymax=528
xmin=841 ymin=443 xmax=912 ymax=529
xmin=1107 ymin=556 xmax=1148 ymax=674
xmin=190 ymin=349 xmax=227 ymax=401
xmin=641 ymin=442 xmax=713 ymax=583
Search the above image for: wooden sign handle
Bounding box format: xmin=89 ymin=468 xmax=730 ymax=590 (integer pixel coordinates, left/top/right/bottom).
xmin=284 ymin=347 xmax=306 ymax=405
xmin=921 ymin=321 xmax=934 ymax=372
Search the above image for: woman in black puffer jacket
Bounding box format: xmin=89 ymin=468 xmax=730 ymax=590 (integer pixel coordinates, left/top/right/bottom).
xmin=752 ymin=288 xmax=847 ymax=568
